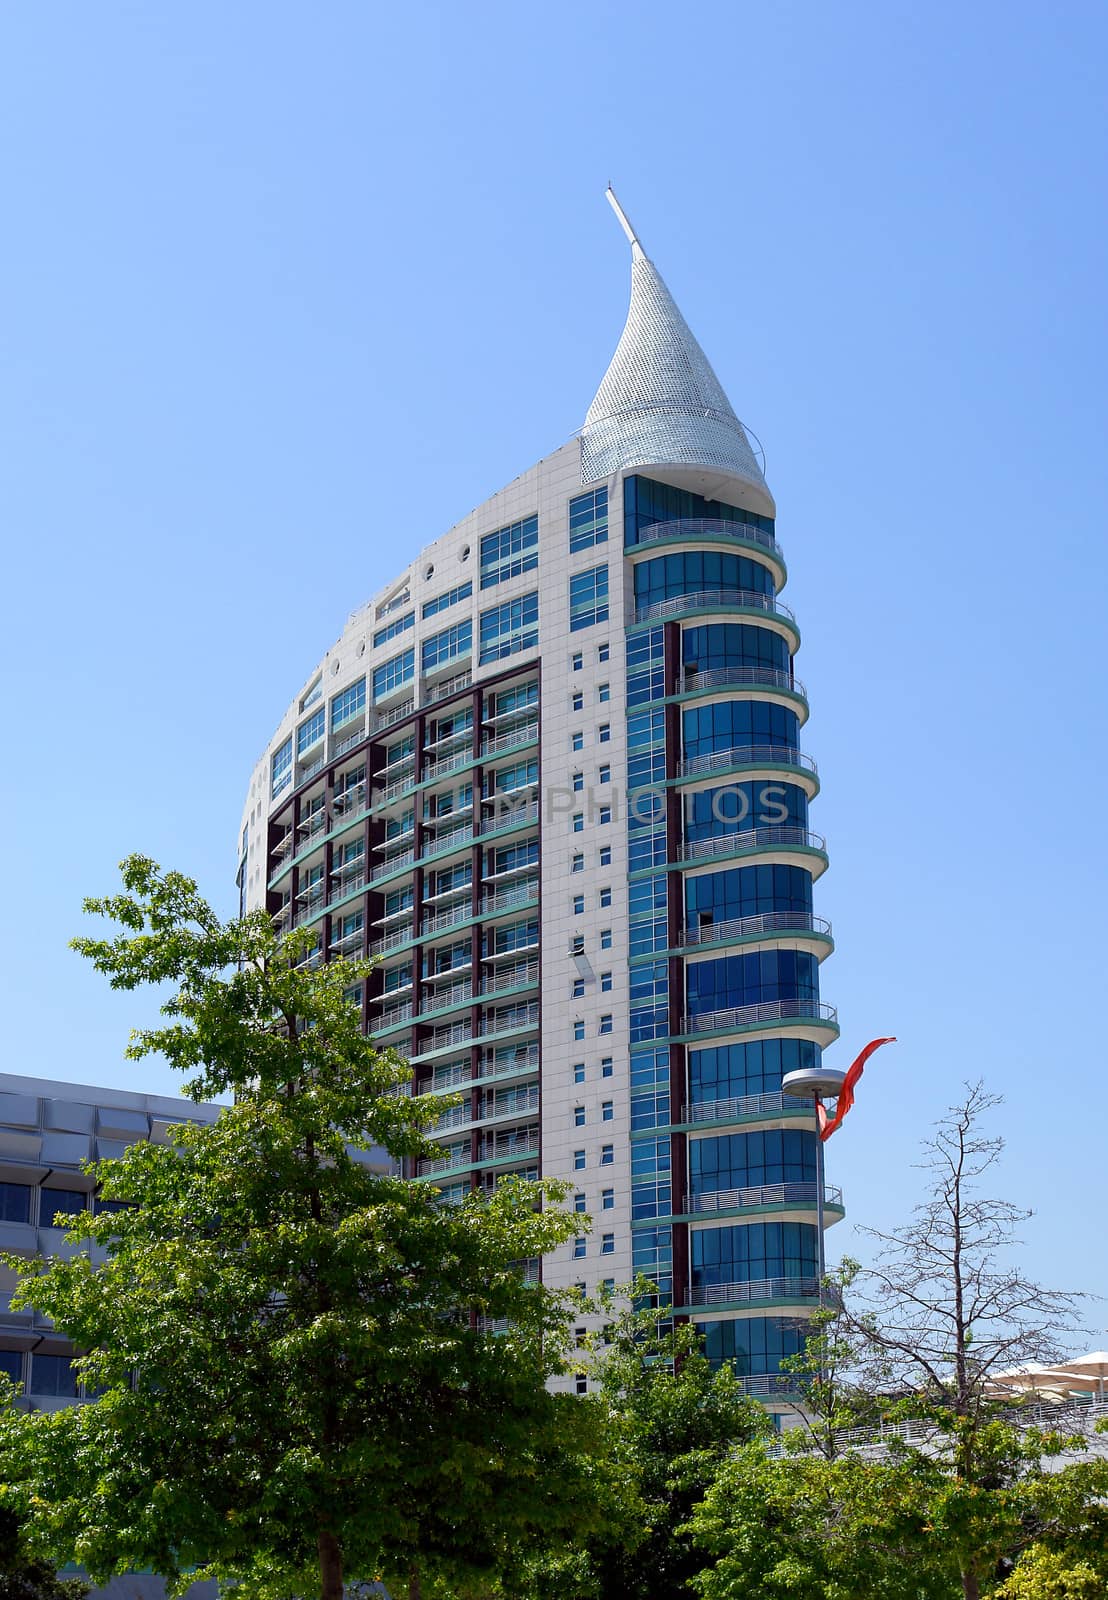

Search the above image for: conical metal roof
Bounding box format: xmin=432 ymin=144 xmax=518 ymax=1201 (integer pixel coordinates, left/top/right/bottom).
xmin=581 ymin=191 xmax=772 ymax=512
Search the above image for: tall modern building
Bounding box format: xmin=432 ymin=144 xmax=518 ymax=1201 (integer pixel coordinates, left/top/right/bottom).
xmin=236 ymin=194 xmax=842 ymax=1412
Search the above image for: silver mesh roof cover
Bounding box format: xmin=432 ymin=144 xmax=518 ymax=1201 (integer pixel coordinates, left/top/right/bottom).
xmin=580 ymin=246 xmax=769 ymax=498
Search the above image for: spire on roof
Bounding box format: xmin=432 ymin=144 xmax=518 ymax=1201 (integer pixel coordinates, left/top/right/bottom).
xmin=580 ymin=189 xmax=773 ymax=512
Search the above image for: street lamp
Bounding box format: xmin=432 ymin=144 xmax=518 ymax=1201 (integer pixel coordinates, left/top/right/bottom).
xmin=780 ymin=1064 xmax=846 ymax=1294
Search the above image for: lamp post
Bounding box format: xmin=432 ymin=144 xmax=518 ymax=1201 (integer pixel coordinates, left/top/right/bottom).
xmin=780 ymin=1064 xmax=846 ymax=1296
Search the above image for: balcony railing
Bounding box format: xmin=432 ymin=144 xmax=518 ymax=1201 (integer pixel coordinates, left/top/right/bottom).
xmin=680 ymin=1090 xmax=797 ymax=1124
xmin=478 ymin=1128 xmax=540 ymax=1162
xmin=683 ymin=1181 xmax=843 ymax=1214
xmin=370 ymin=850 xmax=415 ymax=883
xmin=482 ymin=961 xmax=540 ymax=995
xmin=677 ymin=744 xmax=817 ymax=779
xmin=635 ymin=590 xmax=796 ymax=626
xmin=480 ymin=881 xmax=539 ymax=917
xmin=423 ymin=748 xmax=474 ymax=783
xmin=424 ymin=671 xmax=472 ymax=706
xmin=478 ymin=799 xmax=540 ymax=836
xmin=681 ymin=999 xmax=838 ymax=1036
xmin=686 ymin=1276 xmax=821 ymax=1306
xmin=421 ymin=902 xmax=475 ymax=938
xmin=682 ymin=911 xmax=833 ymax=948
xmin=480 ymin=724 xmax=539 ymax=758
xmin=633 ymin=517 xmax=782 ymax=558
xmin=677 ymin=665 xmax=806 ymax=699
xmin=333 ymin=726 xmax=369 ymax=758
xmin=480 ymin=1003 xmax=540 ymax=1038
xmin=479 ymin=1045 xmax=540 ymax=1078
xmin=482 ymin=1086 xmax=540 ymax=1120
xmin=679 ymin=826 xmax=826 ymax=862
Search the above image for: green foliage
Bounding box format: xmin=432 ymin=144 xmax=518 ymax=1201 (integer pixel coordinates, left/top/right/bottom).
xmin=520 ymin=1310 xmax=770 ymax=1600
xmin=2 ymin=858 xmax=601 ymax=1600
xmin=0 ymin=1503 xmax=86 ymax=1600
xmin=995 ymin=1546 xmax=1107 ymax=1598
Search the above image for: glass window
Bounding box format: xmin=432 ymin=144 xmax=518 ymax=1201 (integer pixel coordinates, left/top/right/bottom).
xmin=682 ymin=621 xmax=790 ymax=677
xmin=573 ymin=896 xmax=585 ymax=915
xmin=372 ymin=650 xmax=415 ymax=702
xmin=0 ymin=1349 xmax=23 ymax=1389
xmin=30 ymin=1353 xmax=77 ymax=1398
xmin=598 ymin=642 xmax=610 ymax=663
xmin=598 ymin=683 xmax=610 ymax=702
xmin=573 ymin=1063 xmax=585 ymax=1083
xmin=690 ymin=1129 xmax=818 ymax=1193
xmin=601 ymin=1100 xmax=614 ymax=1120
xmin=686 ymin=949 xmax=820 ymax=1018
xmin=331 ymin=677 xmax=367 ymax=729
xmin=41 ymin=1190 xmax=88 ymax=1227
xmin=569 ymin=487 xmax=608 ymax=552
xmin=602 ymin=1188 xmax=614 ymax=1210
xmin=633 ymin=550 xmax=773 ymax=610
xmin=0 ymin=1184 xmax=31 ymax=1224
xmin=297 ymin=709 xmax=325 ymax=755
xmin=422 ymin=619 xmax=472 ymax=673
xmin=601 ymin=1233 xmax=615 ymax=1255
xmin=271 ymin=736 xmax=293 ymax=798
xmin=598 ymin=806 xmax=611 ymax=825
xmin=572 ymin=979 xmax=585 ymax=999
xmin=479 ymin=592 xmax=539 ymax=664
xmin=572 ymin=814 xmax=584 ymax=833
xmin=572 ymin=731 xmax=584 ymax=751
xmin=599 ymin=724 xmax=611 ymax=743
xmin=569 ymin=564 xmax=610 ymax=632
xmin=601 ymin=1057 xmax=613 ymax=1078
xmin=682 ymin=700 xmax=799 ymax=760
xmin=572 ymin=853 xmax=584 ymax=873
xmin=574 ymin=1192 xmax=587 ymax=1213
xmin=601 ymin=1144 xmax=614 ymax=1165
xmin=574 ymin=1149 xmax=586 ymax=1170
xmin=599 ymin=765 xmax=611 ymax=784
xmin=572 ymin=772 xmax=584 ymax=792
xmin=480 ymin=515 xmax=539 ymax=589
xmin=572 ymin=652 xmax=583 ymax=671
xmin=600 ymin=971 xmax=613 ymax=992
xmin=599 ymin=846 xmax=611 ymax=867
xmin=373 ymin=611 xmax=415 ymax=646
xmin=700 ymin=1316 xmax=806 ymax=1376
xmin=422 ymin=581 xmax=472 ymax=619
xmin=574 ymin=1022 xmax=585 ymax=1043
xmin=599 ymin=887 xmax=612 ymax=908
xmin=599 ymin=1016 xmax=613 ymax=1037
xmin=573 ymin=1237 xmax=587 ymax=1259
xmin=572 ymin=691 xmax=584 ymax=712
xmin=600 ymin=929 xmax=612 ymax=950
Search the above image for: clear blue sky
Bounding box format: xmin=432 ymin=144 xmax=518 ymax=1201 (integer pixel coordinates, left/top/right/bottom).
xmin=2 ymin=2 xmax=1105 ymax=1314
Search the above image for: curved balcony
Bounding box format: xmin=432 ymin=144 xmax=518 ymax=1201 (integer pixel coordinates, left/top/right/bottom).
xmin=678 ymin=998 xmax=839 ymax=1040
xmin=680 ymin=1088 xmax=814 ymax=1125
xmin=685 ymin=1276 xmax=821 ymax=1308
xmin=679 ymin=826 xmax=826 ymax=865
xmin=683 ymin=1180 xmax=843 ymax=1214
xmin=676 ymin=665 xmax=807 ymax=702
xmin=677 ymin=745 xmax=817 ymax=781
xmin=681 ymin=912 xmax=833 ymax=950
xmin=634 ymin=589 xmax=797 ymax=628
xmin=631 ymin=517 xmax=782 ymax=559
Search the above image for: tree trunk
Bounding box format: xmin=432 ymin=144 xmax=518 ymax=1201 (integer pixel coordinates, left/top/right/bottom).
xmin=319 ymin=1528 xmax=344 ymax=1600
xmin=961 ymin=1564 xmax=980 ymax=1600
xmin=409 ymin=1564 xmax=422 ymax=1600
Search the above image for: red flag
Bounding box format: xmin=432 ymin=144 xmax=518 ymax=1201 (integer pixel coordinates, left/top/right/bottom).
xmin=818 ymin=1036 xmax=896 ymax=1141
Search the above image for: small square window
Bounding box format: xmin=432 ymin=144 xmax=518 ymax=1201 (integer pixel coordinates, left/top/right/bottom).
xmin=574 ymin=1326 xmax=587 ymax=1348
xmin=598 ymin=683 xmax=610 ymax=703
xmin=598 ymin=643 xmax=610 ymax=663
xmin=599 ymin=764 xmax=611 ymax=784
xmin=599 ymin=846 xmax=612 ymax=867
xmin=575 ymin=1373 xmax=588 ymax=1395
xmin=599 ymin=887 xmax=612 ymax=908
xmin=600 ymin=971 xmax=613 ymax=992
xmin=572 ymin=853 xmax=584 ymax=873
xmin=598 ymin=723 xmax=611 ymax=743
xmin=574 ymin=1150 xmax=586 ymax=1171
xmin=599 ymin=1016 xmax=613 ymax=1036
xmin=572 ymin=652 xmax=583 ymax=672
xmin=600 ymin=928 xmax=612 ymax=949
xmin=573 ymin=896 xmax=585 ymax=915
xmin=601 ymin=1056 xmax=614 ymax=1078
xmin=572 ymin=772 xmax=584 ymax=792
xmin=574 ymin=1105 xmax=586 ymax=1125
xmin=573 ymin=1236 xmax=587 ymax=1259
xmin=572 ymin=731 xmax=584 ymax=752
xmin=602 ymin=1187 xmax=614 ymax=1210
xmin=600 ymin=1144 xmax=614 ymax=1165
xmin=572 ymin=691 xmax=584 ymax=712
xmin=574 ymin=1192 xmax=587 ymax=1213
xmin=572 ymin=978 xmax=585 ymax=999
xmin=572 ymin=813 xmax=584 ymax=833
xmin=573 ymin=1062 xmax=585 ymax=1083
xmin=573 ymin=1021 xmax=586 ymax=1042
xmin=602 ymin=1276 xmax=615 ymax=1291
xmin=601 ymin=1099 xmax=614 ymax=1120
xmin=601 ymin=1233 xmax=615 ymax=1255
xmin=598 ymin=806 xmax=611 ymax=825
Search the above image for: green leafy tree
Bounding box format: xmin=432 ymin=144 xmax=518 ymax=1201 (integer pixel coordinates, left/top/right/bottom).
xmin=994 ymin=1546 xmax=1106 ymax=1598
xmin=520 ymin=1309 xmax=770 ymax=1600
xmin=2 ymin=858 xmax=602 ymax=1600
xmin=0 ymin=1502 xmax=86 ymax=1600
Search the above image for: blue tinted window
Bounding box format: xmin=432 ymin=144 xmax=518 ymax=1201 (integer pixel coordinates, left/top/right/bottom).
xmin=685 ymin=864 xmax=814 ymax=927
xmin=624 ymin=474 xmax=775 ymax=546
xmin=297 ymin=709 xmax=325 ymax=755
xmin=690 ymin=1129 xmax=817 ymax=1192
xmin=30 ymin=1353 xmax=77 ymax=1397
xmin=684 ymin=783 xmax=808 ymax=841
xmin=682 ymin=623 xmax=790 ymax=676
xmin=686 ymin=950 xmax=819 ymax=1014
xmin=480 ymin=515 xmax=538 ymax=589
xmin=330 ymin=677 xmax=367 ymax=729
xmin=422 ymin=582 xmax=472 ymax=619
xmin=0 ymin=1349 xmax=22 ymax=1388
xmin=373 ymin=611 xmax=414 ymax=647
xmin=699 ymin=1315 xmax=806 ymax=1375
xmin=271 ymin=737 xmax=293 ymax=798
xmin=691 ymin=1221 xmax=819 ymax=1288
xmin=372 ymin=650 xmax=415 ymax=702
xmin=479 ymin=592 xmax=538 ymax=664
xmin=0 ymin=1184 xmax=31 ymax=1224
xmin=421 ymin=620 xmax=472 ymax=673
xmin=633 ymin=552 xmax=773 ymax=609
xmin=569 ymin=487 xmax=608 ymax=553
xmin=689 ymin=1038 xmax=821 ymax=1102
xmin=682 ymin=701 xmax=799 ymax=759
xmin=569 ymin=564 xmax=609 ymax=632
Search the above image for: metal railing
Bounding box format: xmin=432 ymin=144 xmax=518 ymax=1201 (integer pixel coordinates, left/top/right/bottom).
xmin=333 ymin=725 xmax=369 ymax=758
xmin=480 ymin=1045 xmax=540 ymax=1077
xmin=482 ymin=1086 xmax=540 ymax=1119
xmin=424 ymin=671 xmax=472 ymax=706
xmin=477 ymin=799 xmax=540 ymax=835
xmin=682 ymin=999 xmax=838 ymax=1036
xmin=633 ymin=517 xmax=782 ymax=557
xmin=677 ymin=744 xmax=817 ymax=779
xmin=480 ymin=724 xmax=539 ymax=758
xmin=683 ymin=1181 xmax=844 ymax=1214
xmin=370 ymin=850 xmax=415 ymax=883
xmin=421 ymin=903 xmax=475 ymax=937
xmin=480 ymin=1003 xmax=540 ymax=1037
xmin=482 ymin=961 xmax=540 ymax=995
xmin=478 ymin=1130 xmax=540 ymax=1162
xmin=423 ymin=748 xmax=474 ymax=782
xmin=480 ymin=881 xmax=539 ymax=916
xmin=635 ymin=590 xmax=796 ymax=626
xmin=373 ymin=699 xmax=414 ymax=732
xmin=686 ymin=1276 xmax=821 ymax=1306
xmin=682 ymin=912 xmax=833 ymax=948
xmin=420 ymin=826 xmax=473 ymax=863
xmin=680 ymin=826 xmax=826 ymax=862
xmin=681 ymin=1090 xmax=797 ymax=1124
xmin=418 ymin=981 xmax=472 ymax=1015
xmin=677 ymin=665 xmax=806 ymax=699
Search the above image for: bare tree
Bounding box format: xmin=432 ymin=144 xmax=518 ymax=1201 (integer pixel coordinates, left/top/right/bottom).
xmin=841 ymin=1081 xmax=1087 ymax=1599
